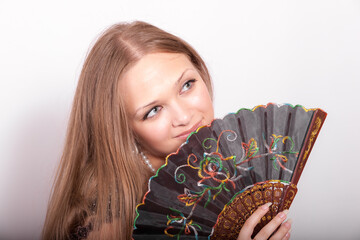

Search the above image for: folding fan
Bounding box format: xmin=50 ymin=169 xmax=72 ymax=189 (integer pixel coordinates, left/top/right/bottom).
xmin=133 ymin=103 xmax=327 ymax=240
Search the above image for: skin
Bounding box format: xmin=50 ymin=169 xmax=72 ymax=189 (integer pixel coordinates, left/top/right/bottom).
xmin=120 ymin=52 xmax=292 ymax=239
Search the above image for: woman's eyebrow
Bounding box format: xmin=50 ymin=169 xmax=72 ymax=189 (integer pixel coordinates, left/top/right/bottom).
xmin=134 ymin=100 xmax=158 ymax=117
xmin=134 ymin=68 xmax=194 ymax=117
xmin=174 ymin=68 xmax=192 ymax=87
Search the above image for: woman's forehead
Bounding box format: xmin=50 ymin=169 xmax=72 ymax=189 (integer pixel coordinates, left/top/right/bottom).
xmin=126 ymin=52 xmax=193 ymax=77
xmin=120 ymin=53 xmax=196 ymax=93
xmin=118 ymin=53 xmax=199 ymax=112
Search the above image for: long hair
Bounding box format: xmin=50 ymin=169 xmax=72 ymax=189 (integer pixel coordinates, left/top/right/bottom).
xmin=42 ymin=21 xmax=213 ymax=240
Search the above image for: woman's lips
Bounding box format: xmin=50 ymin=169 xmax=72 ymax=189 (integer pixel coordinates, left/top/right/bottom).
xmin=175 ymin=120 xmax=203 ymax=140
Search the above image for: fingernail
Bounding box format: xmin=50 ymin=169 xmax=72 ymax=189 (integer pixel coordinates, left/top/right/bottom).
xmin=283 ymin=218 xmax=293 ymax=228
xmin=261 ymin=202 xmax=272 ymax=210
xmin=278 ymin=209 xmax=289 ymax=219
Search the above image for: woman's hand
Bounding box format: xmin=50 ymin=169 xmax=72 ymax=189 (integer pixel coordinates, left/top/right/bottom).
xmin=237 ymin=203 xmax=292 ymax=240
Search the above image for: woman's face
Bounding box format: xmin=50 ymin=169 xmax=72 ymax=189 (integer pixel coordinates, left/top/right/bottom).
xmin=120 ymin=53 xmax=214 ymax=160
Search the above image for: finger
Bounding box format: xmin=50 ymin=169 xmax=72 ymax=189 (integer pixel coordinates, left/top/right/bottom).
xmin=282 ymin=231 xmax=291 ymax=240
xmin=255 ymin=209 xmax=289 ymax=239
xmin=237 ymin=202 xmax=272 ymax=240
xmin=270 ymin=219 xmax=292 ymax=240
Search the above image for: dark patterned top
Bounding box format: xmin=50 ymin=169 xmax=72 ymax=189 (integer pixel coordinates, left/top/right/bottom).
xmin=70 ymin=223 xmax=92 ymax=240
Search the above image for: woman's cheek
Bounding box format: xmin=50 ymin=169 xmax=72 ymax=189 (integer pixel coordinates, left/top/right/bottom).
xmin=191 ymin=88 xmax=213 ymax=115
xmin=150 ymin=117 xmax=170 ymax=140
xmin=139 ymin=115 xmax=171 ymax=146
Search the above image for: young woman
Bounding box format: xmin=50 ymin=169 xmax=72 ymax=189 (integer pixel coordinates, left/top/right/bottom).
xmin=42 ymin=21 xmax=292 ymax=240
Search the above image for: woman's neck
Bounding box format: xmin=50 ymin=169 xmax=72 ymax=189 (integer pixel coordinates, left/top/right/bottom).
xmin=146 ymin=153 xmax=166 ymax=172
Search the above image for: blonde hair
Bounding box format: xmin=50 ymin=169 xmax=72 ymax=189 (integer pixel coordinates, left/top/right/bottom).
xmin=42 ymin=21 xmax=213 ymax=240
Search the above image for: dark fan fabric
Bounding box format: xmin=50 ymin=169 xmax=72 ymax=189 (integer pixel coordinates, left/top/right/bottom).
xmin=132 ymin=104 xmax=326 ymax=239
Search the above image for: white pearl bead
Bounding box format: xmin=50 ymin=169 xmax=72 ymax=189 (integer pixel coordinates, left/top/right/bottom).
xmin=140 ymin=152 xmax=155 ymax=172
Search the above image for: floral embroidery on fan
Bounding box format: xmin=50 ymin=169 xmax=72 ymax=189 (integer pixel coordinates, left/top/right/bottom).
xmin=165 ymin=208 xmax=202 ymax=238
xmin=165 ymin=130 xmax=299 ymax=239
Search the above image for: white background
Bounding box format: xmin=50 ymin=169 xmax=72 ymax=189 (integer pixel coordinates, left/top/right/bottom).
xmin=0 ymin=1 xmax=359 ymax=239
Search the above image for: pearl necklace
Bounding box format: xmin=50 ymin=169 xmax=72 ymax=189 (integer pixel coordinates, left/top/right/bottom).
xmin=140 ymin=152 xmax=156 ymax=173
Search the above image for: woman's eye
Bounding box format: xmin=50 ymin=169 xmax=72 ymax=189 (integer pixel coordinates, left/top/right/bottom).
xmin=181 ymin=79 xmax=196 ymax=93
xmin=144 ymin=106 xmax=161 ymax=120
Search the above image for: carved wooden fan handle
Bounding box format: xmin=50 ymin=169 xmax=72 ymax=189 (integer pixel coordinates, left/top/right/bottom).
xmin=211 ymin=182 xmax=298 ymax=240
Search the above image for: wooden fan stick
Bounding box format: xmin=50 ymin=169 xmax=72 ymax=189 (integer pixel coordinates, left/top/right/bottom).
xmin=291 ymin=109 xmax=327 ymax=185
xmin=274 ymin=109 xmax=327 ymax=226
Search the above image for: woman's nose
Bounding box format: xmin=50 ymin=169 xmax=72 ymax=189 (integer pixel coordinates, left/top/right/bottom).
xmin=171 ymin=101 xmax=191 ymax=127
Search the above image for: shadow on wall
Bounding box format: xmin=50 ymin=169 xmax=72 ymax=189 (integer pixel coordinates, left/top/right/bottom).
xmin=1 ymin=102 xmax=69 ymax=240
